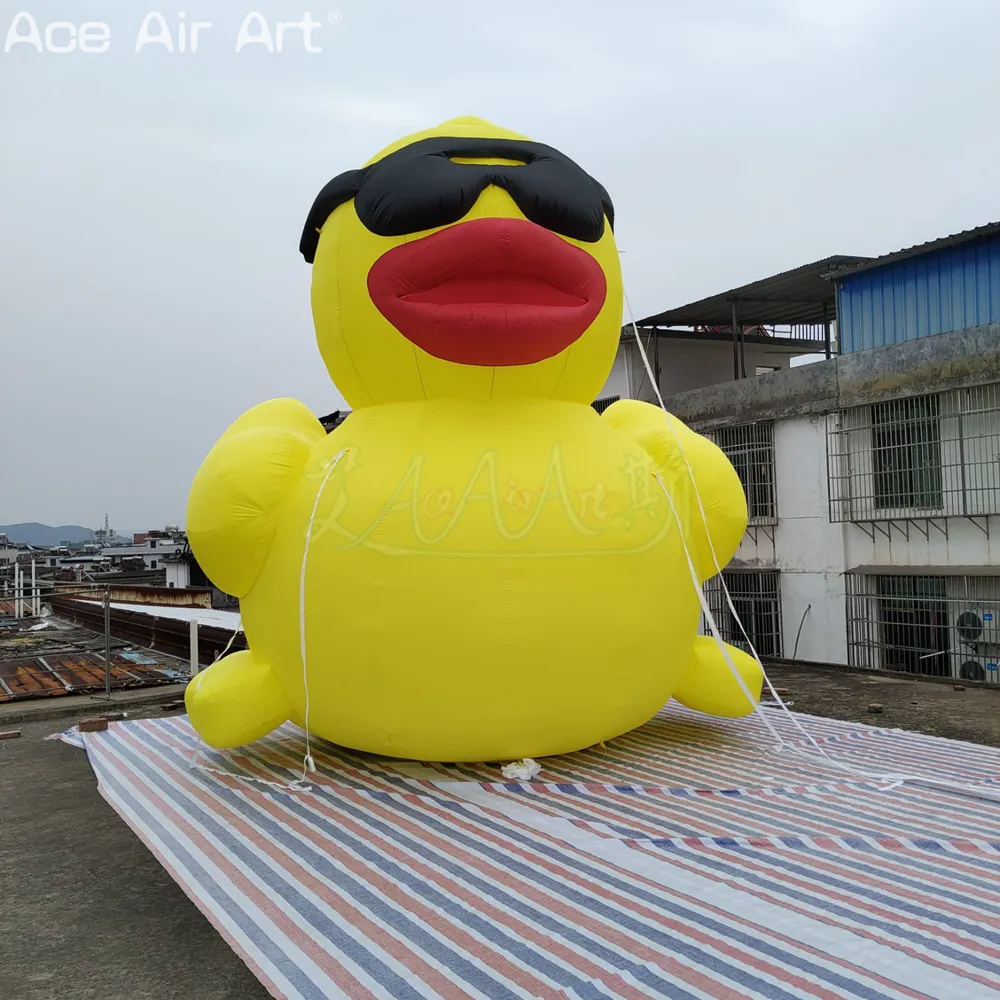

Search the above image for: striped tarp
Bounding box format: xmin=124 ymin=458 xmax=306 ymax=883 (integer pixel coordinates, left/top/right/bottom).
xmin=79 ymin=706 xmax=1000 ymax=1000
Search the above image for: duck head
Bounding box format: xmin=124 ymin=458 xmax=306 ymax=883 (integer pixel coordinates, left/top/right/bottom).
xmin=301 ymin=116 xmax=623 ymax=407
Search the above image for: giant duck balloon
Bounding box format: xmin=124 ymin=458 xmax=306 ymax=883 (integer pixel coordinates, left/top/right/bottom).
xmin=184 ymin=116 xmax=762 ymax=761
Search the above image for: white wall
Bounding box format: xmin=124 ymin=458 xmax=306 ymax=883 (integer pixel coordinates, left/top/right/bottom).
xmin=843 ymin=516 xmax=1000 ymax=568
xmin=597 ymin=343 xmax=1000 ymax=668
xmin=733 ymin=409 xmax=999 ymax=667
xmin=166 ymin=561 xmax=191 ymax=589
xmin=731 ymin=415 xmax=849 ymax=664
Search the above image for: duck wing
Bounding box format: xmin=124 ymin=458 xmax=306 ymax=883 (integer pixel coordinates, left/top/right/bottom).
xmin=187 ymin=398 xmax=326 ymax=597
xmin=600 ymin=399 xmax=747 ymax=581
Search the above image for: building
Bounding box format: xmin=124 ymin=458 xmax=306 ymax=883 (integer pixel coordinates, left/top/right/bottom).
xmin=0 ymin=535 xmax=16 ymax=594
xmin=0 ymin=534 xmax=17 ymax=565
xmin=596 ymin=256 xmax=871 ymax=410
xmin=102 ymin=526 xmax=185 ymax=571
xmin=600 ymin=226 xmax=1000 ymax=683
xmin=832 ymin=221 xmax=1000 ymax=353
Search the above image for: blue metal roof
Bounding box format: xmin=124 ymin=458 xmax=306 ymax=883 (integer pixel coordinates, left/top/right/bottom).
xmin=835 ymin=228 xmax=1000 ymax=352
xmin=827 ymin=221 xmax=1000 ymax=280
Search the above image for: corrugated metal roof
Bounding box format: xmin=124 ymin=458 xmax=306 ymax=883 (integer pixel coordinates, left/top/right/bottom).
xmin=837 ymin=234 xmax=1000 ymax=351
xmin=0 ymin=610 xmax=193 ymax=701
xmin=828 ymin=221 xmax=1000 ymax=280
xmin=0 ymin=650 xmax=186 ymax=701
xmin=636 ymin=255 xmax=872 ymax=328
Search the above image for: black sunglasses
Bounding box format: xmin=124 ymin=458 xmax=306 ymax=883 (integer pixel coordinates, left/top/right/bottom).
xmin=299 ymin=136 xmax=615 ymax=263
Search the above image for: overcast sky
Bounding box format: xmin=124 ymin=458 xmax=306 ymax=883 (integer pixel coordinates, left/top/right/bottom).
xmin=2 ymin=0 xmax=998 ymax=532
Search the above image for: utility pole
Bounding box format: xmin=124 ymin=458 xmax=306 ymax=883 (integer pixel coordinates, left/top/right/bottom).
xmin=103 ymin=587 xmax=112 ymax=701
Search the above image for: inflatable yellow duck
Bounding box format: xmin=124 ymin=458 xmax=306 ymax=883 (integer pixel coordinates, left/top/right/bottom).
xmin=185 ymin=116 xmax=763 ymax=761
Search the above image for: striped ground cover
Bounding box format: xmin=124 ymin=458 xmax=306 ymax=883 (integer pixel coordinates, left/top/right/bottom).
xmin=78 ymin=705 xmax=1000 ymax=999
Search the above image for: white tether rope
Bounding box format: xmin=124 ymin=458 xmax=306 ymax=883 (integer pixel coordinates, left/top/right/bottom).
xmin=190 ymin=448 xmax=347 ymax=794
xmin=294 ymin=448 xmax=348 ymax=787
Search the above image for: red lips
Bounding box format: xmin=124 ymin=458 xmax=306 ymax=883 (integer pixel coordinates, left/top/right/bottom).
xmin=366 ymin=218 xmax=607 ymax=367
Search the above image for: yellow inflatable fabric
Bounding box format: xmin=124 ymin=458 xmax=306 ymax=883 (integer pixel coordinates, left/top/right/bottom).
xmin=185 ymin=116 xmax=761 ymax=762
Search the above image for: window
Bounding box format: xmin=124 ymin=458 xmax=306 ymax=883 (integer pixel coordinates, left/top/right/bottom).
xmin=843 ymin=573 xmax=997 ymax=679
xmin=714 ymin=422 xmax=777 ymax=524
xmin=874 ymin=575 xmax=949 ymax=675
xmin=150 ymin=540 xmax=157 ymax=549
xmin=871 ymin=395 xmax=943 ymax=511
xmin=829 ymin=383 xmax=1000 ymax=522
xmin=592 ymin=395 xmax=620 ymax=415
xmin=151 ymin=560 xmax=157 ymax=569
xmin=705 ymin=570 xmax=782 ymax=657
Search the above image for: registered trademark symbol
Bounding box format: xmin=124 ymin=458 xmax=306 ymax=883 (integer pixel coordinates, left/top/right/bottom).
xmin=328 ymin=11 xmax=342 ymax=24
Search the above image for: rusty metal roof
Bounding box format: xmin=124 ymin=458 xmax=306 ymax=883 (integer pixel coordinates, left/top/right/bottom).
xmin=0 ymin=650 xmax=186 ymax=702
xmin=0 ymin=613 xmax=189 ymax=702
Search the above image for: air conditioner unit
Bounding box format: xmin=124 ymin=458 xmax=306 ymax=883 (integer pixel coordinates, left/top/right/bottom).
xmin=954 ymin=607 xmax=1000 ymax=681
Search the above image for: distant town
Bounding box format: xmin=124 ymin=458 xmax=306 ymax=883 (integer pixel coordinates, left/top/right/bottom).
xmin=0 ymin=517 xmax=235 ymax=609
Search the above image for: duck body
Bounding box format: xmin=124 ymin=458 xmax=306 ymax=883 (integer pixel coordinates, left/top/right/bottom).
xmin=240 ymin=399 xmax=699 ymax=760
xmin=184 ymin=116 xmax=764 ymax=761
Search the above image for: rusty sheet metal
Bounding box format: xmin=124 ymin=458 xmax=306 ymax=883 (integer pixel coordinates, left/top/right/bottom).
xmin=56 ymin=585 xmax=213 ymax=608
xmin=0 ymin=649 xmax=187 ymax=703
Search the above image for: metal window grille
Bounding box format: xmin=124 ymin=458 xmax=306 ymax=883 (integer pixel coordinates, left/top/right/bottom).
xmin=712 ymin=422 xmax=777 ymax=525
xmin=828 ymin=383 xmax=1000 ymax=521
xmin=705 ymin=570 xmax=783 ymax=657
xmin=592 ymin=395 xmax=620 ymax=415
xmin=846 ymin=572 xmax=1000 ymax=682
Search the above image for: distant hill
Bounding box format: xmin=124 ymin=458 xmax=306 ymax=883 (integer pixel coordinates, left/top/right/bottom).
xmin=0 ymin=523 xmax=128 ymax=547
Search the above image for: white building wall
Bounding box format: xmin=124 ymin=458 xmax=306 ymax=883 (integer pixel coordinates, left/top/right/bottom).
xmin=598 ymin=330 xmax=1000 ymax=670
xmin=165 ymin=561 xmax=191 ymax=589
xmin=732 ymin=415 xmax=849 ymax=664
xmin=734 ymin=407 xmax=998 ymax=668
xmin=843 ymin=517 xmax=1000 ymax=569
xmin=102 ymin=541 xmax=184 ymax=568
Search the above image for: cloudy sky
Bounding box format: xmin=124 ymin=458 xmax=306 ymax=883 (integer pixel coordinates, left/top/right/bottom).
xmin=2 ymin=0 xmax=998 ymax=532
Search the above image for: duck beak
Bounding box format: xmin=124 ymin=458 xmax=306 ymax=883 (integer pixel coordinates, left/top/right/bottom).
xmin=366 ymin=218 xmax=607 ymax=366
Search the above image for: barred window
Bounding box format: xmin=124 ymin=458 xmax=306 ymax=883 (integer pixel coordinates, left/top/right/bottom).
xmin=871 ymin=395 xmax=943 ymax=511
xmin=713 ymin=422 xmax=777 ymax=524
xmin=846 ymin=572 xmax=1000 ymax=682
xmin=592 ymin=395 xmax=620 ymax=415
xmin=705 ymin=570 xmax=782 ymax=658
xmin=828 ymin=384 xmax=1000 ymax=521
